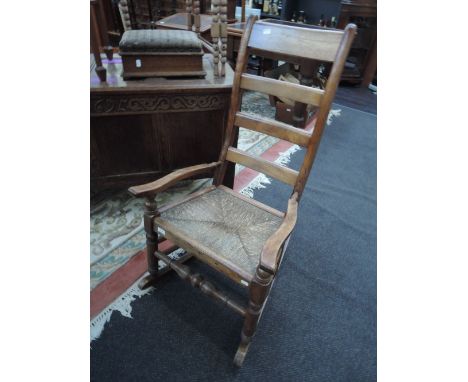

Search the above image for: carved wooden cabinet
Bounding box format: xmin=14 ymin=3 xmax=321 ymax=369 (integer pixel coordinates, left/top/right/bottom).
xmin=90 ymin=54 xmax=235 ymax=191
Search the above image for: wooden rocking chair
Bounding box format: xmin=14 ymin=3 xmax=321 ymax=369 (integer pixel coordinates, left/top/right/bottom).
xmin=128 ymin=17 xmax=356 ymax=367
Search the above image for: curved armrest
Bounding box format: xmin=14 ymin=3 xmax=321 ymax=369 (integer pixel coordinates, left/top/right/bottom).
xmin=128 ymin=162 xmax=221 ymax=198
xmin=259 ymin=192 xmax=299 ymax=274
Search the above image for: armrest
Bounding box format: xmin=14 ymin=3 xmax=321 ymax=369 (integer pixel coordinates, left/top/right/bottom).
xmin=259 ymin=192 xmax=299 ymax=274
xmin=128 ymin=161 xmax=221 ymax=198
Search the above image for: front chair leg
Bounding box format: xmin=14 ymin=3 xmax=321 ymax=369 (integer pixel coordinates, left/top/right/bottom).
xmin=234 ymin=267 xmax=273 ymax=367
xmin=138 ymin=197 xmax=160 ymax=290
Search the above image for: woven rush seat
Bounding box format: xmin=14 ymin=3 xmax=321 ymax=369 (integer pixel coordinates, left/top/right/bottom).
xmin=119 ymin=30 xmax=203 ymax=53
xmin=155 ymin=187 xmax=283 ymax=281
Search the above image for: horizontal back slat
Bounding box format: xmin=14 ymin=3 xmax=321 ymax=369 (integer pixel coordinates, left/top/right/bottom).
xmin=226 ymin=147 xmax=298 ymax=186
xmin=235 ymin=112 xmax=311 ymax=147
xmin=248 ymin=21 xmax=344 ymax=62
xmin=241 ymin=74 xmax=324 ymax=107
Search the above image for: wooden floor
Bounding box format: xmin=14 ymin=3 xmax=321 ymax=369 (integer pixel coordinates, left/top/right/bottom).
xmin=335 ymin=84 xmax=377 ymax=115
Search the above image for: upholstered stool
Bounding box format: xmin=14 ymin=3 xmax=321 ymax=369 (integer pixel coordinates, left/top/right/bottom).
xmin=119 ymin=29 xmax=206 ymax=79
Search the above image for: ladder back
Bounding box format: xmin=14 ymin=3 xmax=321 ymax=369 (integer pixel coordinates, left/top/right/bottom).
xmin=214 ymin=17 xmax=357 ymax=200
xmin=235 ymin=112 xmax=311 ymax=147
xmin=240 ymin=74 xmax=324 ymax=107
xmin=226 ymin=147 xmax=298 ymax=186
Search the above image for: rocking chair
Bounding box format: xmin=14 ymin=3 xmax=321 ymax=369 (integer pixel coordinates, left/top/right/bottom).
xmin=129 ymin=17 xmax=356 ymax=367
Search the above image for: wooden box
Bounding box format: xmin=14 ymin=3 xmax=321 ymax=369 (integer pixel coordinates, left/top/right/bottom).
xmin=274 ymin=101 xmax=311 ymax=128
xmin=119 ymin=29 xmax=206 ymax=79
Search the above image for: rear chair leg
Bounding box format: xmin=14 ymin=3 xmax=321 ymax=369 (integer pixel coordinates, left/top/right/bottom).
xmin=234 ymin=267 xmax=273 ymax=367
xmin=138 ymin=197 xmax=160 ymax=290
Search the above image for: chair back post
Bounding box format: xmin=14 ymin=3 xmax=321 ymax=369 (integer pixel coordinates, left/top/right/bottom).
xmin=293 ymin=23 xmax=357 ymax=200
xmin=213 ymin=16 xmax=257 ymax=185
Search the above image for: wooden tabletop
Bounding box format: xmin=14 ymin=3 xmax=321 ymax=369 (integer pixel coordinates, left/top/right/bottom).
xmin=156 ymin=13 xmax=213 ymax=34
xmin=91 ymin=54 xmax=234 ymax=94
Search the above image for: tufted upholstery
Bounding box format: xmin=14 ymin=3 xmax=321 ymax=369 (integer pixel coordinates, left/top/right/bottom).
xmin=119 ymin=29 xmax=203 ymax=53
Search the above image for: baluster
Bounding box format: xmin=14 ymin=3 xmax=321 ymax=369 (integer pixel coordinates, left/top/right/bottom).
xmin=220 ymin=0 xmax=228 ymax=76
xmin=118 ymin=0 xmax=132 ymax=31
xmin=211 ymin=0 xmax=220 ymax=76
xmin=193 ymin=0 xmax=200 ymax=35
xmin=137 ymin=197 xmax=160 ymax=290
xmin=186 ymin=0 xmax=193 ymax=30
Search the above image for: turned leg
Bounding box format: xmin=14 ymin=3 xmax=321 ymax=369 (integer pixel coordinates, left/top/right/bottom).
xmin=193 ymin=0 xmax=201 ymax=35
xmin=211 ymin=0 xmax=220 ymax=76
xmin=138 ymin=197 xmax=160 ymax=290
xmin=234 ymin=267 xmax=273 ymax=367
xmin=103 ymin=46 xmax=114 ymax=61
xmin=186 ymin=0 xmax=193 ymax=30
xmin=219 ymin=0 xmax=228 ymax=77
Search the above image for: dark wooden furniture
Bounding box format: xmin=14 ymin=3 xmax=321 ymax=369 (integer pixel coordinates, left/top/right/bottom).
xmin=122 ymin=0 xmax=184 ymax=29
xmin=337 ymin=0 xmax=376 ymax=86
xmin=119 ymin=0 xmax=215 ymax=29
xmin=96 ymin=0 xmax=125 ymax=45
xmin=91 ymin=1 xmax=107 ymax=82
xmin=91 ymin=0 xmax=115 ymax=82
xmin=128 ymin=16 xmax=356 ymax=366
xmin=90 ymin=54 xmax=235 ymax=191
xmin=90 ymin=0 xmax=114 ymax=60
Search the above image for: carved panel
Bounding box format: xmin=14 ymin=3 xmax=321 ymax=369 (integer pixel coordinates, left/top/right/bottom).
xmin=91 ymin=93 xmax=228 ymax=115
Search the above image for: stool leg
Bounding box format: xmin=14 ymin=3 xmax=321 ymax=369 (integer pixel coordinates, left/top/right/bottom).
xmin=103 ymin=47 xmax=114 ymax=61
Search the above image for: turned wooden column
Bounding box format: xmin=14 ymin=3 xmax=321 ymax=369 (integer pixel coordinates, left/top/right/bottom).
xmin=186 ymin=0 xmax=193 ymax=29
xmin=211 ymin=0 xmax=227 ymax=77
xmin=211 ymin=0 xmax=221 ymax=76
xmin=118 ymin=0 xmax=132 ymax=31
xmin=219 ymin=0 xmax=228 ymax=76
xmin=193 ymin=0 xmax=201 ymax=35
xmin=138 ymin=197 xmax=160 ymax=289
